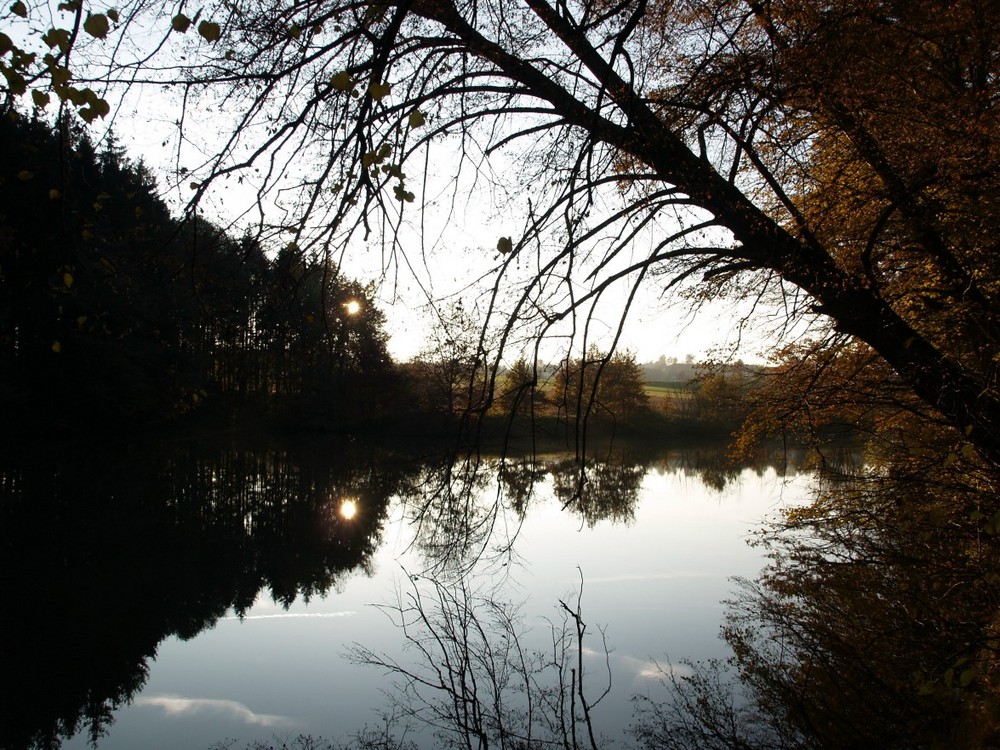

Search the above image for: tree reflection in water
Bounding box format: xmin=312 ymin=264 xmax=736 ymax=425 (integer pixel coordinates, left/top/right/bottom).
xmin=6 ymin=437 xmax=946 ymax=750
xmin=346 ymin=445 xmax=823 ymax=749
xmin=0 ymin=437 xmax=410 ymax=750
xmin=634 ymin=443 xmax=1000 ymax=749
xmin=353 ymin=442 xmax=1000 ymax=750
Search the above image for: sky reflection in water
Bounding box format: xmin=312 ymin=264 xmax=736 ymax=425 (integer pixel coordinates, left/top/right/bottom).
xmin=54 ymin=455 xmax=808 ymax=750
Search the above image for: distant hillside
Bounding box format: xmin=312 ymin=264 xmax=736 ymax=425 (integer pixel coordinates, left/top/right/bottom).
xmin=640 ymin=360 xmax=698 ymax=382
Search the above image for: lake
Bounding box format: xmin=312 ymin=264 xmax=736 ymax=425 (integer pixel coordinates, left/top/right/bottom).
xmin=1 ymin=435 xmax=818 ymax=750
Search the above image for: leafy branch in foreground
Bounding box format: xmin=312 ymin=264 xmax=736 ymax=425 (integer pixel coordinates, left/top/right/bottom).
xmin=2 ymin=0 xmax=997 ymax=467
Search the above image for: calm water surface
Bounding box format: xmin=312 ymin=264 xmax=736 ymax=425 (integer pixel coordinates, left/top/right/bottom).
xmin=1 ymin=437 xmax=815 ymax=749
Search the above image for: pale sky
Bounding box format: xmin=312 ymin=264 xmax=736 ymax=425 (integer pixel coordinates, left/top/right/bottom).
xmin=110 ymin=90 xmax=785 ymax=367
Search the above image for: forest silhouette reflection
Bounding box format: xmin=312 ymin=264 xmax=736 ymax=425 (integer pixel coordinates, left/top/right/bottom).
xmin=1 ymin=436 xmax=409 ymax=750
xmin=2 ymin=435 xmax=841 ymax=750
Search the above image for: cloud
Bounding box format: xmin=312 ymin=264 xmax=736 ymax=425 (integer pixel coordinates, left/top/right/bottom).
xmin=136 ymin=695 xmax=296 ymax=728
xmin=220 ymin=611 xmax=357 ymax=621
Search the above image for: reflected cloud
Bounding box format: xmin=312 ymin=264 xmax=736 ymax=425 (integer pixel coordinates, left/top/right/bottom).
xmin=221 ymin=611 xmax=357 ymax=621
xmin=619 ymin=655 xmax=694 ymax=680
xmin=136 ymin=694 xmax=296 ymax=727
xmin=571 ymin=647 xmax=695 ymax=681
xmin=580 ymin=571 xmax=711 ymax=584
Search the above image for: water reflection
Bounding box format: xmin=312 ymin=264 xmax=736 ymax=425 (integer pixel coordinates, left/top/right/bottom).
xmin=1 ymin=437 xmax=815 ymax=750
xmin=0 ymin=437 xmax=410 ymax=750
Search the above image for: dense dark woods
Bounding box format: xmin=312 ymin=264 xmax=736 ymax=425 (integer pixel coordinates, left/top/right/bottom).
xmin=0 ymin=116 xmax=397 ymax=429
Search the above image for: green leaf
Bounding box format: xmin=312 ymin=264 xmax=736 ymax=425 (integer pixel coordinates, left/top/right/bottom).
xmin=960 ymin=668 xmax=977 ymax=687
xmin=16 ymin=169 xmax=33 ymax=181
xmin=171 ymin=13 xmax=191 ymax=32
xmin=63 ymin=272 xmax=74 ymax=288
xmin=407 ymin=109 xmax=426 ymax=128
xmin=83 ymin=13 xmax=109 ymax=38
xmin=0 ymin=32 xmax=13 ymax=55
xmin=31 ymin=89 xmax=49 ymax=107
xmin=51 ymin=340 xmax=61 ymax=353
xmin=106 ymin=8 xmax=118 ymax=22
xmin=10 ymin=1 xmax=27 ymax=18
xmin=497 ymin=236 xmax=513 ymax=254
xmin=57 ymin=1 xmax=79 ymax=10
xmin=197 ymin=20 xmax=221 ymax=42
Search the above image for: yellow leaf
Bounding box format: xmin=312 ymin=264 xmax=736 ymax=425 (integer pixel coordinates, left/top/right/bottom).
xmin=171 ymin=13 xmax=191 ymax=32
xmin=5 ymin=70 xmax=26 ymax=95
xmin=31 ymin=89 xmax=50 ymax=108
xmin=197 ymin=20 xmax=221 ymax=42
xmin=51 ymin=66 xmax=72 ymax=86
xmin=393 ymin=183 xmax=414 ymax=202
xmin=408 ymin=109 xmax=426 ymax=128
xmin=83 ymin=13 xmax=109 ymax=39
xmin=10 ymin=1 xmax=27 ymax=17
xmin=106 ymin=8 xmax=118 ymax=22
xmin=52 ymin=341 xmax=61 ymax=353
xmin=42 ymin=28 xmax=71 ymax=51
xmin=63 ymin=271 xmax=74 ymax=287
xmin=48 ymin=188 xmax=61 ymax=199
xmin=497 ymin=236 xmax=513 ymax=254
xmin=368 ymin=81 xmax=391 ymax=101
xmin=91 ymin=98 xmax=110 ymax=118
xmin=330 ymin=71 xmax=354 ymax=92
xmin=17 ymin=170 xmax=33 ymax=181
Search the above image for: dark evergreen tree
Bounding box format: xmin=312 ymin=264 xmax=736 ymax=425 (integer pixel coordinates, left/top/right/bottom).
xmin=0 ymin=114 xmax=396 ymax=429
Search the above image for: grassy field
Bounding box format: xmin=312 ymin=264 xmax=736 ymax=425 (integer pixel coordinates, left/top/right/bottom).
xmin=643 ymin=380 xmax=695 ymax=399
